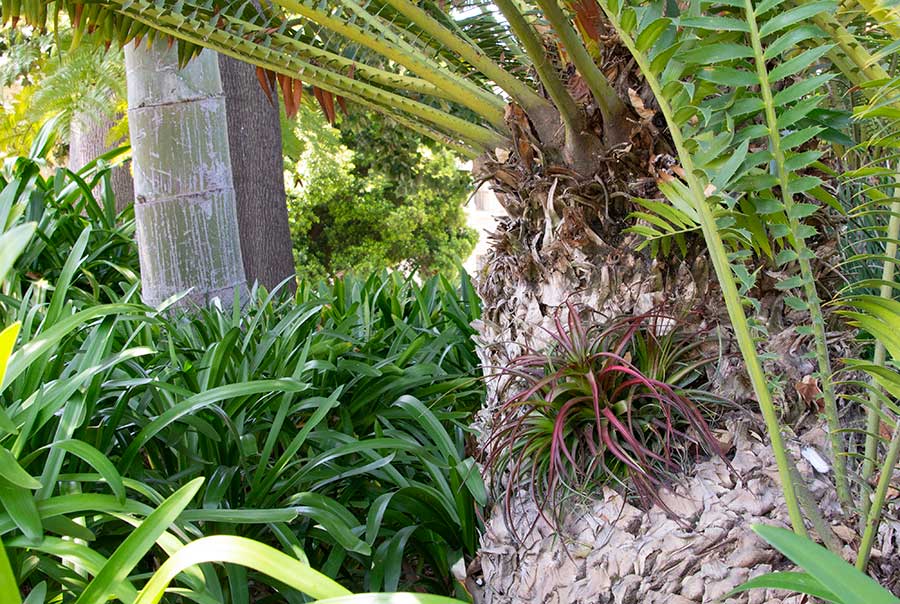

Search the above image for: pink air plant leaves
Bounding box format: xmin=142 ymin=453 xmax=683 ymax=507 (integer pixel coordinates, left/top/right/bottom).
xmin=485 ymin=303 xmax=727 ymax=537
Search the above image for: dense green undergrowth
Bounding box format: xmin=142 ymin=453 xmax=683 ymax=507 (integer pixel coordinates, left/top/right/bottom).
xmin=0 ymin=142 xmax=484 ymax=602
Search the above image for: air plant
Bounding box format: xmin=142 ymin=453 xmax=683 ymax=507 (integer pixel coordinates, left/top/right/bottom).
xmin=485 ymin=304 xmax=727 ymax=532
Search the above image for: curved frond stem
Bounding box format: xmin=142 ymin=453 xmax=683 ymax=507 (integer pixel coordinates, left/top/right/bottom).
xmin=494 ymin=0 xmax=582 ymax=134
xmin=532 ymin=0 xmax=627 ymax=140
xmin=857 ymin=194 xmax=900 ymax=565
xmin=372 ymin=111 xmax=482 ymax=159
xmin=379 ymin=0 xmax=551 ymax=113
xmin=219 ymin=16 xmax=454 ymax=101
xmin=273 ymin=0 xmax=508 ymax=128
xmin=818 ymin=21 xmax=900 ymax=534
xmin=113 ymin=1 xmax=506 ymax=149
xmin=745 ymin=0 xmax=851 ymax=511
xmin=858 ymin=420 xmax=900 ymax=569
xmin=846 ymin=0 xmax=900 ymax=41
xmin=813 ymin=13 xmax=891 ymax=84
xmin=597 ymin=0 xmax=809 ymax=537
xmin=335 ymin=0 xmax=506 ymax=114
xmin=826 ymin=47 xmax=871 ymax=89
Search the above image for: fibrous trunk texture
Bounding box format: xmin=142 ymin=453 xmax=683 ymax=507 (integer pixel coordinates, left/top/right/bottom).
xmin=470 ymin=148 xmax=728 ymax=603
xmin=469 ymin=84 xmax=868 ymax=600
xmin=125 ymin=41 xmax=247 ymax=308
xmin=218 ymin=54 xmax=296 ymax=293
xmin=472 ymin=146 xmax=722 ymax=414
xmin=69 ymin=108 xmax=134 ymax=213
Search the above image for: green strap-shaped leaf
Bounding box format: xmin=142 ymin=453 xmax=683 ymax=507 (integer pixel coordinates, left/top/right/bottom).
xmin=751 ymin=525 xmax=900 ymax=604
xmin=392 ymin=396 xmax=458 ymax=462
xmin=21 ymin=582 xmax=45 ymax=604
xmin=0 ymin=224 xmax=35 ymax=287
xmin=133 ymin=535 xmax=351 ymax=604
xmin=0 ymin=538 xmax=20 ymax=604
xmin=5 ymin=536 xmax=138 ymax=602
xmin=41 ymin=440 xmax=126 ymax=504
xmin=0 ymin=448 xmax=40 ymax=490
xmin=0 ymin=479 xmax=41 ymax=542
xmin=288 ymin=493 xmax=371 ymax=556
xmin=312 ymin=596 xmax=470 ymax=604
xmin=728 ymin=571 xmax=839 ymax=602
xmin=119 ymin=379 xmax=308 ymax=470
xmin=74 ymin=478 xmax=204 ymax=604
xmin=3 ymin=304 xmax=142 ymax=394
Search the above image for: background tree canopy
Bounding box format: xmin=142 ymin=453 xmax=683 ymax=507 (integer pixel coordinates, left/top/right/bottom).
xmin=283 ymin=104 xmax=477 ymax=281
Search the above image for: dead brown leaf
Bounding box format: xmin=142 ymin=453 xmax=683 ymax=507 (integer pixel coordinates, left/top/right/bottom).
xmin=880 ymin=420 xmax=893 ymax=442
xmin=796 ymin=375 xmax=823 ymax=411
xmin=567 ymin=73 xmax=592 ymax=105
xmin=628 ymin=88 xmax=655 ymax=121
xmin=832 ymin=525 xmax=856 ymax=543
xmin=495 ymin=169 xmax=518 ymax=188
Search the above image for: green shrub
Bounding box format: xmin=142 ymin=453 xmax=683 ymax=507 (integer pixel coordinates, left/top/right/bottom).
xmin=0 ymin=149 xmax=486 ymax=602
xmin=3 ymin=147 xmax=138 ymax=305
xmin=283 ymin=106 xmax=477 ymax=281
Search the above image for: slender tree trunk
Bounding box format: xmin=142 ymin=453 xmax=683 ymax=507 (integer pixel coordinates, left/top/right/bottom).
xmin=218 ymin=54 xmax=296 ymax=293
xmin=124 ymin=41 xmax=247 ymax=308
xmin=69 ymin=109 xmax=134 ymax=213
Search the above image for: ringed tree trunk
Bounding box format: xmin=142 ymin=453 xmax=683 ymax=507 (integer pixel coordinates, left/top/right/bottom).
xmin=218 ymin=54 xmax=296 ymax=293
xmin=124 ymin=40 xmax=247 ymax=308
xmin=69 ymin=109 xmax=134 ymax=214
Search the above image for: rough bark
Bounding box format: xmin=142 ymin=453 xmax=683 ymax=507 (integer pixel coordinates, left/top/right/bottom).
xmin=125 ymin=41 xmax=247 ymax=308
xmin=218 ymin=54 xmax=296 ymax=293
xmin=470 ymin=140 xmax=723 ymax=601
xmin=69 ymin=109 xmax=134 ymax=213
xmin=469 ymin=76 xmax=865 ymax=599
xmin=468 ymin=156 xmax=887 ymax=601
xmin=470 ymin=146 xmax=718 ymax=417
xmin=464 ymin=47 xmax=893 ymax=591
xmin=474 ymin=420 xmax=900 ymax=603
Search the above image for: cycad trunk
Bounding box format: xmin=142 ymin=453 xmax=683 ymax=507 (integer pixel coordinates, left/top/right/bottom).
xmin=218 ymin=54 xmax=296 ymax=293
xmin=472 ymin=115 xmax=723 ymax=399
xmin=470 ymin=110 xmax=897 ymax=602
xmin=469 ymin=96 xmax=806 ymax=603
xmin=125 ymin=41 xmax=247 ymax=308
xmin=471 ymin=161 xmax=748 ymax=604
xmin=69 ymin=109 xmax=134 ymax=213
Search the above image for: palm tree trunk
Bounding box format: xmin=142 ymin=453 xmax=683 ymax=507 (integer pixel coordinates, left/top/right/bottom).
xmin=474 ymin=167 xmax=717 ymax=390
xmin=124 ymin=40 xmax=247 ymax=308
xmin=69 ymin=109 xmax=134 ymax=213
xmin=218 ymin=54 xmax=296 ymax=293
